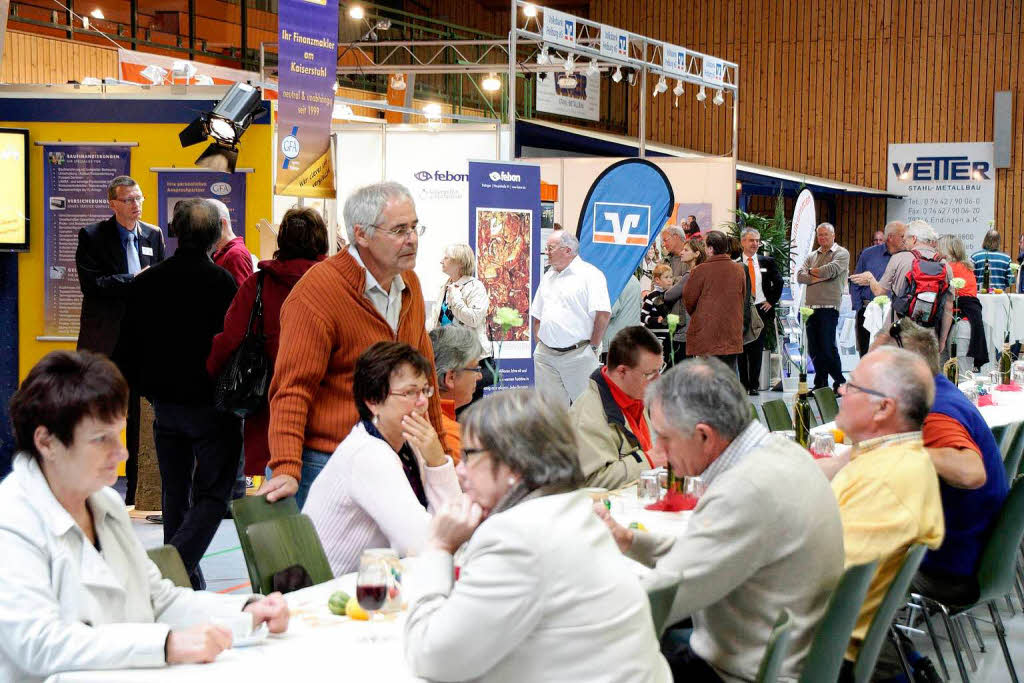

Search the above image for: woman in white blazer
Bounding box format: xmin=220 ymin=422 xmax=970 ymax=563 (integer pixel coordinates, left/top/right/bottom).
xmin=0 ymin=351 xmax=289 ymax=683
xmin=428 ymin=243 xmax=495 ymax=403
xmin=404 ymin=389 xmax=670 ymax=683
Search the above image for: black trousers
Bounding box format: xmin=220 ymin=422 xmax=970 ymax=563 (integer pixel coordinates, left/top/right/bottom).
xmin=855 ymin=306 xmax=871 ymax=357
xmin=664 ymin=643 xmax=725 ymax=683
xmin=807 ymin=308 xmax=845 ymax=389
xmin=739 ymin=307 xmax=774 ymax=390
xmin=152 ymin=399 xmax=241 ymax=590
xmin=124 ymin=388 xmax=141 ymax=506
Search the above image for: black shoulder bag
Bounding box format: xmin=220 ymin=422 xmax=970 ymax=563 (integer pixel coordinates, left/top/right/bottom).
xmin=214 ymin=272 xmax=272 ymax=418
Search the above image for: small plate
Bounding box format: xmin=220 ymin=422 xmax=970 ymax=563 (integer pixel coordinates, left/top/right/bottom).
xmin=233 ymin=622 xmax=269 ymax=648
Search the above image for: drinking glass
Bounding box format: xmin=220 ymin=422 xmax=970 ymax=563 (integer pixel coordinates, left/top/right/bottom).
xmin=962 ymin=385 xmax=979 ymax=405
xmin=638 ymin=471 xmax=660 ymax=505
xmin=682 ymin=476 xmax=706 ymax=499
xmin=1012 ymin=361 xmax=1024 ymax=387
xmin=809 ymin=432 xmax=836 ymax=459
xmin=356 ymin=552 xmax=389 ymax=641
xmin=990 ymin=369 xmax=1003 ymax=388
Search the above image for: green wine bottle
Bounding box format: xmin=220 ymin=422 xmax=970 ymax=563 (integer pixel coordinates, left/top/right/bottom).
xmin=982 ymin=258 xmax=991 ymax=293
xmin=943 ymin=343 xmax=960 ymax=384
xmin=1001 ymin=337 xmax=1013 ymax=385
xmin=794 ymin=374 xmax=813 ymax=448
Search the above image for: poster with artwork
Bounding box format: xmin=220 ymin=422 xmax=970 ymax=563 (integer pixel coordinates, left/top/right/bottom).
xmin=467 ymin=161 xmax=542 ymax=390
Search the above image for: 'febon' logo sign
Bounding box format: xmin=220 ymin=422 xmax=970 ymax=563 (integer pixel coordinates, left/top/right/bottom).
xmin=414 ymin=170 xmax=469 ymax=182
xmin=488 ymin=170 xmax=522 ymax=182
xmin=594 ymin=202 xmax=650 ymax=246
xmin=891 ymin=155 xmax=991 ymax=181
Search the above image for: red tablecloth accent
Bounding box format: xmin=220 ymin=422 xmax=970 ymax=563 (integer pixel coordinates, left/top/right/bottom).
xmin=996 ymin=384 xmax=1022 ymax=392
xmin=645 ymin=490 xmax=698 ymax=512
xmin=978 ymin=395 xmax=994 ymax=407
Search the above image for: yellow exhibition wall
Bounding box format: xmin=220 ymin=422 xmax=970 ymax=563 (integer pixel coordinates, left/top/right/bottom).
xmin=0 ymin=118 xmax=273 ymax=382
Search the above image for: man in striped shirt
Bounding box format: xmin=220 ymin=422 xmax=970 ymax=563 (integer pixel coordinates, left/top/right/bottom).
xmin=970 ymin=230 xmax=1012 ymax=291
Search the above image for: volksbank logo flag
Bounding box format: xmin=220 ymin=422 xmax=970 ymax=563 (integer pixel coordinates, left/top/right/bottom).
xmin=577 ymin=159 xmax=674 ymax=302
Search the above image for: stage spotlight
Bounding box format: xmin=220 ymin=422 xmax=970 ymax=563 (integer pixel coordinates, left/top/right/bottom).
xmin=390 ymin=73 xmax=406 ymax=90
xmin=712 ymin=88 xmax=724 ymax=105
xmin=537 ymin=45 xmax=550 ymax=66
xmin=172 ymin=60 xmax=198 ymax=82
xmin=611 ymin=66 xmax=622 ymax=83
xmin=696 ymin=85 xmax=707 ymax=102
xmin=586 ymin=60 xmax=600 ymax=77
xmin=140 ymin=64 xmax=168 ymax=85
xmin=653 ymin=75 xmax=668 ymax=96
xmin=672 ymin=79 xmax=684 ymax=97
xmin=179 ymin=82 xmax=264 ymax=173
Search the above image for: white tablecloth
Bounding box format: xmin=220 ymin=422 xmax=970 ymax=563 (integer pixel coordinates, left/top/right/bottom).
xmin=49 ymin=572 xmax=422 ymax=682
xmin=817 ymin=399 xmax=1017 ymax=435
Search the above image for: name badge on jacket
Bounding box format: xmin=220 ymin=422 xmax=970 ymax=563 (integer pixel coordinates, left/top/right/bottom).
xmin=141 ymin=246 xmax=154 ymax=256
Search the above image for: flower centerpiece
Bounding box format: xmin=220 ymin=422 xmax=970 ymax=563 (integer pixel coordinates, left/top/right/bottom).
xmin=666 ymin=313 xmax=681 ymax=366
xmin=489 ymin=307 xmax=523 ymax=387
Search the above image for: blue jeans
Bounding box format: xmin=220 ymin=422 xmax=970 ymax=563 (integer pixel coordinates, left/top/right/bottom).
xmin=295 ymin=447 xmax=332 ymax=510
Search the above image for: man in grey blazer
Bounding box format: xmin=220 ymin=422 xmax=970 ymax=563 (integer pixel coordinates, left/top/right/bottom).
xmin=599 ymin=358 xmax=845 ymax=683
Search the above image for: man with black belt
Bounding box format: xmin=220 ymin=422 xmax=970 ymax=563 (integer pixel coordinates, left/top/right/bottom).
xmin=736 ymin=228 xmax=783 ymax=395
xmin=75 ymin=175 xmax=166 ymax=506
xmin=849 ymin=221 xmax=905 ymax=356
xmin=531 ymin=229 xmax=611 ymax=406
xmin=797 ymin=223 xmax=850 ymax=391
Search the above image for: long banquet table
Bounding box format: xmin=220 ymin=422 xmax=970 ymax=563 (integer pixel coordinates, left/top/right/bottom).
xmin=48 ymin=492 xmax=691 ymax=683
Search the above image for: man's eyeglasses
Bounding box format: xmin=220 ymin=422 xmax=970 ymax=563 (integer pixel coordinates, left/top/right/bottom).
xmin=888 ymin=319 xmax=904 ymax=348
xmin=389 ymin=385 xmax=435 ymax=400
xmin=545 ymin=245 xmax=568 ymax=254
xmin=457 ymin=366 xmax=483 ymax=377
xmin=639 ymin=363 xmax=668 ymax=380
xmin=371 ymin=223 xmax=426 ymax=239
xmin=844 ymin=381 xmax=890 ymax=400
xmin=115 ymin=196 xmax=145 ymax=205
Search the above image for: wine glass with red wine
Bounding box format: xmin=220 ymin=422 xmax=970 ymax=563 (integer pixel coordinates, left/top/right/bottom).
xmin=356 ymin=552 xmax=389 ymax=641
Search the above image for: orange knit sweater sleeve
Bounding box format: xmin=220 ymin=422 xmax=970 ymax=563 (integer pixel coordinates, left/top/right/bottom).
xmin=267 ymin=294 xmax=335 ymax=481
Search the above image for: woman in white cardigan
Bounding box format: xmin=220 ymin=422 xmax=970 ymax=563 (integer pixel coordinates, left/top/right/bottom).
xmin=404 ymin=389 xmax=670 ymax=683
xmin=303 ymin=342 xmax=461 ymax=575
xmin=428 ymin=243 xmax=495 ymax=403
xmin=0 ymin=351 xmax=289 ymax=683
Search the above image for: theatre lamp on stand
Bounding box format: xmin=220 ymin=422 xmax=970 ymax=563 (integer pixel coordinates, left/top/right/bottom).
xmin=178 ymin=82 xmax=265 ymax=173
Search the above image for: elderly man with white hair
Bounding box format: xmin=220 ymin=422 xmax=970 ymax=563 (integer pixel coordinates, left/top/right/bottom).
xmin=531 ymin=229 xmax=611 ymax=406
xmin=596 ymin=357 xmax=844 ymax=682
xmin=208 ymin=197 xmax=253 ymax=286
xmin=260 ymin=181 xmax=450 ymax=508
xmin=850 ymin=219 xmax=954 ymax=348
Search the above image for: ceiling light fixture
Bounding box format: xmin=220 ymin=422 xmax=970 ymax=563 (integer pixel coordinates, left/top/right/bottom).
xmin=712 ymin=88 xmax=724 ymax=105
xmin=522 ymin=3 xmax=537 ymax=17
xmin=611 ymin=66 xmax=622 ymax=83
xmin=348 ymin=5 xmax=364 ymax=20
xmin=536 ymin=45 xmax=550 ymax=66
xmin=90 ymin=8 xmax=104 ymax=18
xmin=696 ymin=84 xmax=707 ymax=102
xmin=563 ymin=55 xmax=575 ymax=73
xmin=653 ymin=74 xmax=668 ymax=96
xmin=423 ymin=102 xmax=442 ymax=118
xmin=389 ymin=73 xmax=406 ymax=90
xmin=481 ymin=73 xmax=501 ymax=92
xmin=586 ymin=60 xmax=600 ymax=78
xmin=139 ymin=64 xmax=168 ymax=85
xmin=672 ymin=79 xmax=684 ymax=97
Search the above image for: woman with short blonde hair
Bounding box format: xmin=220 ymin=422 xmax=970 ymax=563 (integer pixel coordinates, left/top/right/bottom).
xmin=429 ymin=243 xmax=494 ymax=408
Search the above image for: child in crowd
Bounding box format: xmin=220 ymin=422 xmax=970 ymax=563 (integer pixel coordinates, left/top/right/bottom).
xmin=641 ymin=264 xmax=673 ymax=357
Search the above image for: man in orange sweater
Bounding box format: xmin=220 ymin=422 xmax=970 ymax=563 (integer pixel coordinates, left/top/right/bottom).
xmin=260 ymin=182 xmax=449 ymax=508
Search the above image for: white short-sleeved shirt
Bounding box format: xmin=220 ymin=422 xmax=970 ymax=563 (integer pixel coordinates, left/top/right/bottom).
xmin=531 ymin=256 xmax=611 ymax=348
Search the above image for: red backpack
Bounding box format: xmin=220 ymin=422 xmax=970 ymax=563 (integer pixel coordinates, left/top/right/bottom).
xmin=891 ymin=250 xmax=949 ymax=328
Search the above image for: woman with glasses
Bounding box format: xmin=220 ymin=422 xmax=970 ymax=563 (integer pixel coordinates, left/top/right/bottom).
xmin=303 ymin=342 xmax=460 ymax=576
xmin=404 ymin=389 xmax=669 ymax=682
xmin=428 ymin=243 xmax=496 ymax=407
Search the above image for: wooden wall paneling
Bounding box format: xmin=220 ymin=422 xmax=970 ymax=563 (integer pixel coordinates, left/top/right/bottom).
xmin=0 ymin=31 xmax=119 ymax=84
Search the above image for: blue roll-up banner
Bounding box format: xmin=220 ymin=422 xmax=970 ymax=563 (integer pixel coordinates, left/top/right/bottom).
xmin=157 ymin=170 xmax=247 ymax=256
xmin=467 ymin=160 xmax=542 ymax=391
xmin=576 ymin=159 xmax=675 ymax=302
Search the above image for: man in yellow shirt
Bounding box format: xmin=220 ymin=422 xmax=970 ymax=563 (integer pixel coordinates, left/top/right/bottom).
xmin=829 ymin=347 xmax=945 ymax=676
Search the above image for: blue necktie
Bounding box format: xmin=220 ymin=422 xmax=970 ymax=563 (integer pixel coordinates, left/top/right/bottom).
xmin=126 ymin=233 xmax=141 ymax=275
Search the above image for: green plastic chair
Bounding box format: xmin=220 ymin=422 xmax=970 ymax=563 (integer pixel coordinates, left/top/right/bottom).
xmin=913 ymin=478 xmax=1024 ymax=683
xmin=992 ymin=424 xmax=1007 ymax=448
xmin=146 ymin=544 xmax=191 ymax=588
xmin=797 ymin=560 xmax=880 ymax=683
xmin=812 ymin=387 xmax=840 ymax=424
xmin=756 ymin=610 xmax=794 ymax=683
xmin=646 ymin=580 xmax=679 ymax=638
xmin=246 ymin=514 xmax=334 ymax=595
xmin=852 ymin=545 xmax=927 ymax=683
xmin=231 ymin=494 xmax=301 ymax=591
xmin=761 ymin=399 xmax=794 ymax=432
xmin=1001 ymin=422 xmax=1024 ymax=481
xmin=750 ymin=402 xmax=761 ymax=423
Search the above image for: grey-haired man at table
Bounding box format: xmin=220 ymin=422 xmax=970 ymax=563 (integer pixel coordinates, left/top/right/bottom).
xmin=597 ymin=357 xmax=844 ymax=683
